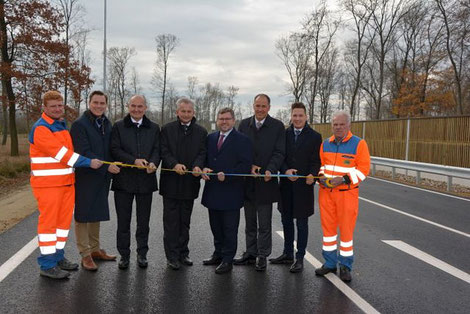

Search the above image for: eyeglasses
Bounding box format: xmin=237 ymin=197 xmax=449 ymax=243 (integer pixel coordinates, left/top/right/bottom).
xmin=217 ymin=117 xmax=233 ymax=121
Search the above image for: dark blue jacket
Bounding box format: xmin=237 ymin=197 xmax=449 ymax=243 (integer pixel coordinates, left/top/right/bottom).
xmin=70 ymin=111 xmax=113 ymax=222
xmin=201 ymin=129 xmax=253 ymax=210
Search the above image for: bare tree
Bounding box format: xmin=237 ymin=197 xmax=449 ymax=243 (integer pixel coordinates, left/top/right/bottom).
xmin=362 ymin=0 xmax=409 ymax=119
xmin=130 ymin=67 xmax=141 ymax=95
xmin=317 ymin=46 xmax=339 ymax=122
xmin=435 ymin=0 xmax=470 ymax=114
xmin=302 ymin=0 xmax=340 ymax=124
xmin=341 ymin=0 xmax=375 ymax=118
xmin=275 ymin=32 xmax=311 ymax=102
xmin=107 ymin=46 xmax=136 ymax=117
xmin=153 ymin=34 xmax=179 ymax=124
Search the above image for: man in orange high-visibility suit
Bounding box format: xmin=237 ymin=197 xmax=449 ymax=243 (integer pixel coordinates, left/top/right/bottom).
xmin=29 ymin=91 xmax=103 ymax=279
xmin=315 ymin=110 xmax=370 ymax=282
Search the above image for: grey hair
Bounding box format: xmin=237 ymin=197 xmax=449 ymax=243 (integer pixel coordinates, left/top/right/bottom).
xmin=128 ymin=94 xmax=147 ymax=106
xmin=331 ymin=110 xmax=351 ymax=124
xmin=176 ymin=97 xmax=195 ymax=109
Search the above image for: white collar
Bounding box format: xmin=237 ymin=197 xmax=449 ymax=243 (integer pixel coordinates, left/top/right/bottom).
xmin=220 ymin=128 xmax=233 ymax=137
xmin=131 ymin=117 xmax=143 ymax=126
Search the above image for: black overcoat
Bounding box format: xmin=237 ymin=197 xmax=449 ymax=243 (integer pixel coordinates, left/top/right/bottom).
xmin=279 ymin=124 xmax=322 ymax=218
xmin=110 ymin=114 xmax=160 ymax=194
xmin=159 ymin=117 xmax=207 ymax=200
xmin=70 ymin=111 xmax=113 ymax=222
xmin=238 ymin=115 xmax=285 ymax=205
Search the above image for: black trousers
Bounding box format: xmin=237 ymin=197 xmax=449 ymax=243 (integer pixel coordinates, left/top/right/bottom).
xmin=244 ymin=200 xmax=273 ymax=257
xmin=114 ymin=191 xmax=153 ymax=258
xmin=208 ymin=208 xmax=240 ymax=263
xmin=163 ymin=197 xmax=194 ymax=262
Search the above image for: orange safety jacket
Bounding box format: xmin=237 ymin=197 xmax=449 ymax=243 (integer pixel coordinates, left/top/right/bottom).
xmin=29 ymin=112 xmax=90 ymax=187
xmin=318 ymin=131 xmax=370 ymax=188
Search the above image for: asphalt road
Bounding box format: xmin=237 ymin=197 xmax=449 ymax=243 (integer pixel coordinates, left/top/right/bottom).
xmin=0 ymin=177 xmax=469 ymax=313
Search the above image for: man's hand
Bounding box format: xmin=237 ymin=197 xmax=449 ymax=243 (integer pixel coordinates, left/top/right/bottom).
xmin=192 ymin=166 xmax=202 ymax=177
xmin=305 ymin=174 xmax=314 ymax=185
xmin=90 ymin=159 xmax=103 ymax=169
xmin=251 ymin=165 xmax=261 ymax=176
xmin=107 ymin=163 xmax=120 ymax=174
xmin=134 ymin=159 xmax=148 ymax=168
xmin=217 ymin=172 xmax=225 ymax=182
xmin=329 ymin=176 xmax=344 ymax=187
xmin=319 ymin=176 xmax=328 ymax=187
xmin=146 ymin=162 xmax=157 ymax=174
xmin=202 ymin=167 xmax=213 ymax=181
xmin=285 ymin=169 xmax=298 ymax=182
xmin=264 ymin=170 xmax=272 ymax=182
xmin=173 ymin=163 xmax=187 ymax=175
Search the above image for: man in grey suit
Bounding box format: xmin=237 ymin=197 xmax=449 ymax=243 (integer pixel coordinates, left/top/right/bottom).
xmin=234 ymin=94 xmax=285 ymax=271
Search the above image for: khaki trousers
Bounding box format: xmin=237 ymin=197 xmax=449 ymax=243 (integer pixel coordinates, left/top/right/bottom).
xmin=75 ymin=221 xmax=100 ymax=257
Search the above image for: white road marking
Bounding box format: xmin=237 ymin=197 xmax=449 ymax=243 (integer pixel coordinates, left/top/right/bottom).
xmin=0 ymin=237 xmax=37 ymax=283
xmin=368 ymin=177 xmax=470 ymax=202
xmin=276 ymin=231 xmax=380 ymax=314
xmin=359 ymin=197 xmax=470 ymax=238
xmin=383 ymin=240 xmax=470 ymax=285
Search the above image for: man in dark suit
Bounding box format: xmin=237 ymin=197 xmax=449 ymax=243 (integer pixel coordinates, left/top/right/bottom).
xmin=235 ymin=94 xmax=285 ymax=271
xmin=71 ymin=90 xmax=120 ymax=271
xmin=111 ymin=95 xmax=160 ymax=270
xmin=160 ymin=97 xmax=207 ymax=270
xmin=269 ymin=102 xmax=322 ymax=273
xmin=201 ymin=108 xmax=253 ymax=274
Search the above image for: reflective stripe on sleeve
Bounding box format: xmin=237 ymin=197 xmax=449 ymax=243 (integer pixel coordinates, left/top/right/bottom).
xmin=55 ymin=146 xmax=68 ymax=161
xmin=31 ymin=168 xmax=74 ymax=176
xmin=67 ymin=153 xmax=80 ymax=167
xmin=56 ymin=241 xmax=66 ymax=249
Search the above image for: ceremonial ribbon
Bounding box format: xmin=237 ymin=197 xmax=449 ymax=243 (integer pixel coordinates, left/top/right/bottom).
xmin=102 ymin=161 xmax=337 ymax=187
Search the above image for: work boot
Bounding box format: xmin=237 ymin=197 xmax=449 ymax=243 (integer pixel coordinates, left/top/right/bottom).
xmin=57 ymin=257 xmax=79 ymax=271
xmin=315 ymin=265 xmax=337 ymax=276
xmin=339 ymin=265 xmax=352 ymax=282
xmin=40 ymin=266 xmax=70 ymax=279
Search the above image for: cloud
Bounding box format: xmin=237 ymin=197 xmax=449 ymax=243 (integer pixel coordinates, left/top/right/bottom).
xmin=80 ymin=0 xmax=324 ymax=111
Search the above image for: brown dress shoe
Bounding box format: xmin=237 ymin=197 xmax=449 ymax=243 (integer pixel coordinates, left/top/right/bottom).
xmin=81 ymin=255 xmax=98 ymax=271
xmin=91 ymin=249 xmax=117 ymax=261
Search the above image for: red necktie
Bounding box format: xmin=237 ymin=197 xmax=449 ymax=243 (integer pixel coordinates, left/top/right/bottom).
xmin=217 ymin=134 xmax=225 ymax=150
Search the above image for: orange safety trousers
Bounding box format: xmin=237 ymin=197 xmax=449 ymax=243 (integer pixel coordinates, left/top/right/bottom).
xmin=319 ymin=186 xmax=358 ymax=270
xmin=32 ymin=185 xmax=74 ymax=258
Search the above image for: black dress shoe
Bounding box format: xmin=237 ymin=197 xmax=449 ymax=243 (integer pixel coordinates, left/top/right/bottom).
xmin=269 ymin=254 xmax=294 ymax=264
xmin=203 ymin=255 xmax=222 ymax=266
xmin=167 ymin=260 xmax=180 ymax=270
xmin=118 ymin=257 xmax=130 ymax=270
xmin=233 ymin=253 xmax=256 ymax=265
xmin=315 ymin=265 xmax=337 ymax=276
xmin=215 ymin=262 xmax=233 ymax=274
xmin=255 ymin=256 xmax=267 ymax=271
xmin=289 ymin=260 xmax=304 ymax=273
xmin=137 ymin=255 xmax=148 ymax=268
xmin=180 ymin=256 xmax=193 ymax=266
xmin=339 ymin=265 xmax=352 ymax=282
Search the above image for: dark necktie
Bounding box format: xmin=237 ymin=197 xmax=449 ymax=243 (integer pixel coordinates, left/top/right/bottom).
xmin=134 ymin=122 xmax=140 ymax=128
xmin=217 ymin=134 xmax=225 ymax=150
xmin=294 ymin=129 xmax=301 ymax=142
xmin=256 ymin=121 xmax=262 ymax=130
xmin=96 ymin=117 xmax=104 ymax=134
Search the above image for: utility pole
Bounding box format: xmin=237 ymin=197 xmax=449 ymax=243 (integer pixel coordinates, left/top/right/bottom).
xmin=103 ymin=0 xmax=107 ymax=92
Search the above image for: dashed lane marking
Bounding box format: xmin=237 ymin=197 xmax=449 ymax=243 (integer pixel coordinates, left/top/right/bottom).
xmin=359 ymin=197 xmax=470 ymax=238
xmin=0 ymin=236 xmax=37 ymax=283
xmin=383 ymin=240 xmax=470 ymax=285
xmin=276 ymin=231 xmax=380 ymax=314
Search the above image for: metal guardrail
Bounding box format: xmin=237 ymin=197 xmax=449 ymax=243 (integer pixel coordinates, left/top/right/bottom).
xmin=370 ymin=157 xmax=470 ymax=192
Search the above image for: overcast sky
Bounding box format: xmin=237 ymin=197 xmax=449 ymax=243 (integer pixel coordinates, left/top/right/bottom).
xmin=79 ymin=0 xmax=336 ymax=113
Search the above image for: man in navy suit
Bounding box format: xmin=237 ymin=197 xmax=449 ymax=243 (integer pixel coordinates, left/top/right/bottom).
xmin=201 ymin=108 xmax=253 ymax=274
